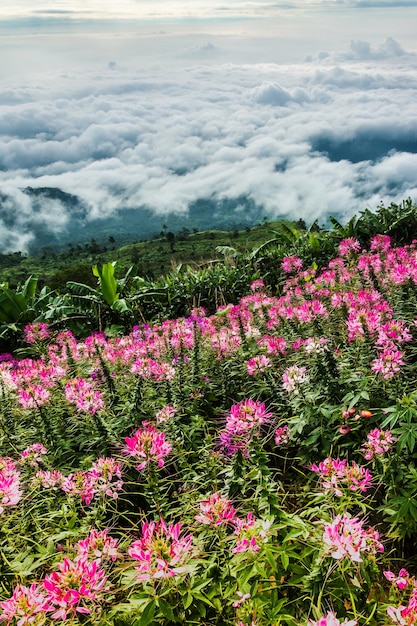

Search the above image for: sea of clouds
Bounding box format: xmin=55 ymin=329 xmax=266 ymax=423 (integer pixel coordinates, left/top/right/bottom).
xmin=1 ymin=17 xmax=417 ymax=251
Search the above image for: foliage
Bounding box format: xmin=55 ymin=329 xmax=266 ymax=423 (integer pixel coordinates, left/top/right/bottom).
xmin=2 ymin=219 xmax=417 ymax=623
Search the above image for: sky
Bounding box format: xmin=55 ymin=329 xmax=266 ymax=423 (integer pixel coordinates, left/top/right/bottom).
xmin=1 ymin=0 xmax=417 ymax=251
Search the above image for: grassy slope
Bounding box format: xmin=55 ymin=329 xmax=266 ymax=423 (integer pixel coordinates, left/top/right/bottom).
xmin=0 ymin=220 xmax=292 ymax=289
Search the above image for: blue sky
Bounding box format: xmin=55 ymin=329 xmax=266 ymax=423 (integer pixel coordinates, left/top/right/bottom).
xmin=0 ymin=1 xmax=417 ymax=251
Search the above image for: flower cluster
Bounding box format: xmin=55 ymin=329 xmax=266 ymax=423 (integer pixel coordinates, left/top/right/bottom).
xmin=323 ymin=514 xmax=384 ymax=562
xmin=128 ymin=518 xmax=194 ymax=580
xmin=219 ymin=399 xmax=272 ymax=456
xmin=64 ymin=377 xmax=105 ymax=414
xmin=33 ymin=457 xmax=123 ymax=505
xmin=361 ymin=428 xmax=397 ymax=460
xmin=124 ymin=423 xmax=172 ymax=471
xmin=0 ymin=457 xmax=22 ymax=515
xmin=282 ymin=365 xmax=308 ymax=395
xmin=232 ymin=513 xmax=272 ymax=554
xmin=308 ymin=612 xmax=357 ymax=626
xmin=385 ymin=568 xmax=417 ymax=625
xmin=311 ymin=457 xmax=373 ymax=497
xmin=24 ymin=322 xmax=50 ymax=344
xmin=195 ymin=492 xmax=236 ymax=526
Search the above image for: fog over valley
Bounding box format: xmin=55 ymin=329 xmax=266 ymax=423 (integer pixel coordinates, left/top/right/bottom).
xmin=1 ymin=1 xmax=417 ymax=252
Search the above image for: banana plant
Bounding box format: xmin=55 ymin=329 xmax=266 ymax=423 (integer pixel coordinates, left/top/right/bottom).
xmin=66 ymin=262 xmax=133 ymax=334
xmin=0 ymin=276 xmax=58 ymax=349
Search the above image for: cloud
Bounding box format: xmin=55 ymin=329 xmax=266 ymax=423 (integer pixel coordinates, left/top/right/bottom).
xmin=1 ymin=33 xmax=417 ymax=252
xmin=250 ymin=82 xmax=309 ymax=105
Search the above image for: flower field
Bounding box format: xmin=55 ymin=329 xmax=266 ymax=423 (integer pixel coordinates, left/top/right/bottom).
xmin=2 ymin=233 xmax=417 ymax=624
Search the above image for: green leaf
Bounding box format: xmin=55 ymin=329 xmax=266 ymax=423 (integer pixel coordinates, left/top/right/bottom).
xmin=280 ymin=550 xmax=290 ymax=571
xmin=138 ymin=600 xmax=156 ymax=626
xmin=158 ymin=598 xmax=176 ymax=622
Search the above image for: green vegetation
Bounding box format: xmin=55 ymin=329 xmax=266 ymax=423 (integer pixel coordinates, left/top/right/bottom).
xmin=2 ymin=198 xmax=417 ymax=624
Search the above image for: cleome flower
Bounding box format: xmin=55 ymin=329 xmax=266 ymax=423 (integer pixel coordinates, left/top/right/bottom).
xmin=195 ymin=492 xmax=236 ymax=526
xmin=0 ymin=583 xmax=50 ymax=625
xmin=308 ymin=611 xmax=357 ymax=626
xmin=76 ymin=528 xmax=119 ymax=563
xmin=361 ymin=428 xmax=397 ymax=460
xmin=323 ymin=514 xmax=384 ymax=563
xmin=43 ymin=556 xmax=108 ymax=620
xmin=128 ymin=518 xmax=194 ymax=581
xmin=232 ymin=513 xmax=272 ymax=554
xmin=311 ymin=457 xmax=373 ymax=497
xmin=124 ymin=422 xmax=172 ymax=471
xmin=220 ymin=399 xmax=272 ymax=456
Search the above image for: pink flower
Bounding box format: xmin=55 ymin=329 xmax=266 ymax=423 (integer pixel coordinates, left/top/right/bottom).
xmin=308 ymin=612 xmax=357 ymax=626
xmin=86 ymin=457 xmax=124 ymax=500
xmin=128 ymin=518 xmax=194 ymax=581
xmin=195 ymin=492 xmax=236 ymax=526
xmin=220 ymin=399 xmax=272 ymax=456
xmin=361 ymin=428 xmax=397 ymax=460
xmin=338 ymin=238 xmax=361 ymax=257
xmin=0 ymin=583 xmax=50 ymax=625
xmin=33 ymin=470 xmax=64 ymax=490
xmin=371 ymin=348 xmax=405 ymax=379
xmin=247 ymin=355 xmax=271 ymax=376
xmin=77 ymin=529 xmax=119 ymax=563
xmin=0 ymin=463 xmax=22 ymax=514
xmin=24 ymin=322 xmax=50 ymax=344
xmin=43 ymin=557 xmax=108 ymax=620
xmin=250 ymin=279 xmax=264 ymax=292
xmin=312 ymin=457 xmax=372 ymax=497
xmin=384 ymin=569 xmax=410 ymax=591
xmin=18 ymin=385 xmax=50 ymax=410
xmin=323 ymin=514 xmax=384 ymax=562
xmin=124 ymin=424 xmax=172 ymax=470
xmin=156 ymin=405 xmax=177 ymax=424
xmin=20 ymin=443 xmax=47 ymax=468
xmin=232 ymin=513 xmax=271 ymax=553
xmin=370 ymin=234 xmax=391 ymax=252
xmin=274 ymin=425 xmax=290 ymax=445
xmin=281 ymin=256 xmax=303 ymax=273
xmin=282 ymin=365 xmax=308 ymax=394
xmin=64 ymin=378 xmax=104 ymax=414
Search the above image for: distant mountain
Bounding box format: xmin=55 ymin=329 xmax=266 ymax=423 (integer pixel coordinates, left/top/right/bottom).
xmin=2 ymin=186 xmax=268 ymax=253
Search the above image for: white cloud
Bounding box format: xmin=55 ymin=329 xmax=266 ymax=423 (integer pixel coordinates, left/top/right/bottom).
xmin=1 ymin=29 xmax=417 ymax=251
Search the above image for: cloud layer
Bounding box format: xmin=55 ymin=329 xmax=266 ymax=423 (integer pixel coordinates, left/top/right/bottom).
xmin=1 ymin=32 xmax=417 ymax=251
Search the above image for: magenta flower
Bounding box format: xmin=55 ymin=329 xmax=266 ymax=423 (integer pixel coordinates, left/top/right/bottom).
xmin=361 ymin=428 xmax=397 ymax=460
xmin=77 ymin=528 xmax=119 ymax=563
xmin=338 ymin=238 xmax=361 ymax=257
xmin=308 ymin=612 xmax=357 ymax=626
xmin=323 ymin=514 xmax=384 ymax=562
xmin=281 ymin=256 xmax=303 ymax=273
xmin=384 ymin=568 xmax=410 ymax=591
xmin=0 ymin=583 xmax=50 ymax=625
xmin=64 ymin=377 xmax=104 ymax=414
xmin=195 ymin=492 xmax=236 ymax=526
xmin=274 ymin=425 xmax=290 ymax=446
xmin=232 ymin=513 xmax=271 ymax=554
xmin=220 ymin=399 xmax=272 ymax=456
xmin=43 ymin=556 xmax=108 ymax=620
xmin=128 ymin=518 xmax=194 ymax=580
xmin=124 ymin=423 xmax=172 ymax=470
xmin=312 ymin=457 xmax=372 ymax=497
